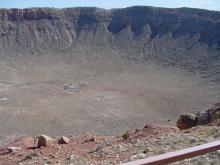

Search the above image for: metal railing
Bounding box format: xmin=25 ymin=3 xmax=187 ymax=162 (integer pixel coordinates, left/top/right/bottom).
xmin=120 ymin=140 xmax=220 ymax=165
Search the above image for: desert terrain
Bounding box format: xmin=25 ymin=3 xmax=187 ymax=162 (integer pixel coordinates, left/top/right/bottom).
xmin=0 ymin=6 xmax=219 ymax=146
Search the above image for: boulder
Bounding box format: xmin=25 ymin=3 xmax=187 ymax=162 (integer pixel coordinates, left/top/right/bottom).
xmin=210 ymin=103 xmax=220 ymax=122
xmin=177 ymin=103 xmax=220 ymax=129
xmin=196 ymin=111 xmax=211 ymax=125
xmin=37 ymin=135 xmax=53 ymax=147
xmin=176 ymin=113 xmax=196 ymax=130
xmin=58 ymin=136 xmax=69 ymax=144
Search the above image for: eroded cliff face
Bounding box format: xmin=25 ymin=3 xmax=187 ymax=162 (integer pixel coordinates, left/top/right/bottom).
xmin=1 ymin=7 xmax=220 ymax=45
xmin=0 ymin=7 xmax=219 ymax=78
xmin=0 ymin=8 xmax=111 ymax=52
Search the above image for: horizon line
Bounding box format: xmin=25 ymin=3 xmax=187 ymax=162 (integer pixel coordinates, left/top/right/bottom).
xmin=0 ymin=5 xmax=219 ymax=12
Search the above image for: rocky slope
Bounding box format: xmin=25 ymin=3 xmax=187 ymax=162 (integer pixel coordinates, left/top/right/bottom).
xmin=0 ymin=124 xmax=220 ymax=164
xmin=0 ymin=103 xmax=220 ymax=164
xmin=0 ymin=6 xmax=220 ymax=79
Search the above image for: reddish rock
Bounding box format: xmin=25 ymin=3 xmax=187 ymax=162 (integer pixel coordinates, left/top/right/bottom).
xmin=37 ymin=135 xmax=53 ymax=147
xmin=176 ymin=113 xmax=196 ymax=130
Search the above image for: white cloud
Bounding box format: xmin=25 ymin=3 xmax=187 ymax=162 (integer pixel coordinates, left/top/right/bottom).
xmin=188 ymin=0 xmax=212 ymax=5
xmin=186 ymin=0 xmax=216 ymax=10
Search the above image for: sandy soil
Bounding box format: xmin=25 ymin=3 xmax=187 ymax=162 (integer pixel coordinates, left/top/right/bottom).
xmin=0 ymin=62 xmax=219 ymax=145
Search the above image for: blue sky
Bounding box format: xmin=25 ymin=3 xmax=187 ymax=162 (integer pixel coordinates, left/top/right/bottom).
xmin=0 ymin=0 xmax=220 ymax=11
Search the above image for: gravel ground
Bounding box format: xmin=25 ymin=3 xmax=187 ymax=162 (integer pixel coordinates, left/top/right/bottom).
xmin=1 ymin=125 xmax=220 ymax=164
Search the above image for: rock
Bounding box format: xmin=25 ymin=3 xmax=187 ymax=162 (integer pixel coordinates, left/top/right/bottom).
xmin=196 ymin=111 xmax=211 ymax=125
xmin=84 ymin=137 xmax=95 ymax=143
xmin=210 ymin=103 xmax=220 ymax=122
xmin=64 ymin=84 xmax=80 ymax=90
xmin=130 ymin=154 xmax=138 ymax=160
xmin=117 ymin=144 xmax=124 ymax=150
xmin=131 ymin=153 xmax=146 ymax=160
xmin=42 ymin=156 xmax=49 ymax=160
xmin=183 ymin=130 xmax=191 ymax=134
xmin=64 ymin=83 xmax=88 ymax=90
xmin=179 ymin=103 xmax=220 ymax=127
xmin=49 ymin=154 xmax=58 ymax=158
xmin=94 ymin=145 xmax=103 ymax=152
xmin=137 ymin=153 xmax=146 ymax=158
xmin=115 ymin=144 xmax=126 ymax=152
xmin=58 ymin=136 xmax=70 ymax=144
xmin=7 ymin=147 xmax=21 ymax=153
xmin=67 ymin=155 xmax=75 ymax=161
xmin=212 ymin=119 xmax=220 ymax=126
xmin=37 ymin=135 xmax=53 ymax=147
xmin=176 ymin=113 xmax=196 ymax=130
xmin=143 ymin=147 xmax=152 ymax=153
xmin=189 ymin=137 xmax=198 ymax=143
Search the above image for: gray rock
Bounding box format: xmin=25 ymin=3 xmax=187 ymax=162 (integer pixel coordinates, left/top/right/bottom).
xmin=189 ymin=137 xmax=198 ymax=143
xmin=210 ymin=103 xmax=220 ymax=122
xmin=137 ymin=153 xmax=146 ymax=158
xmin=196 ymin=111 xmax=211 ymax=125
xmin=143 ymin=147 xmax=152 ymax=153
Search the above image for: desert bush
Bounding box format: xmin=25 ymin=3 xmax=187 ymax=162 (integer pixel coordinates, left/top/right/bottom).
xmin=122 ymin=131 xmax=130 ymax=140
xmin=24 ymin=152 xmax=38 ymax=161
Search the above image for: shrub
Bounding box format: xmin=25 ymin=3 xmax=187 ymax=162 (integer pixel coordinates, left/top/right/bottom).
xmin=122 ymin=131 xmax=130 ymax=140
xmin=23 ymin=152 xmax=38 ymax=161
